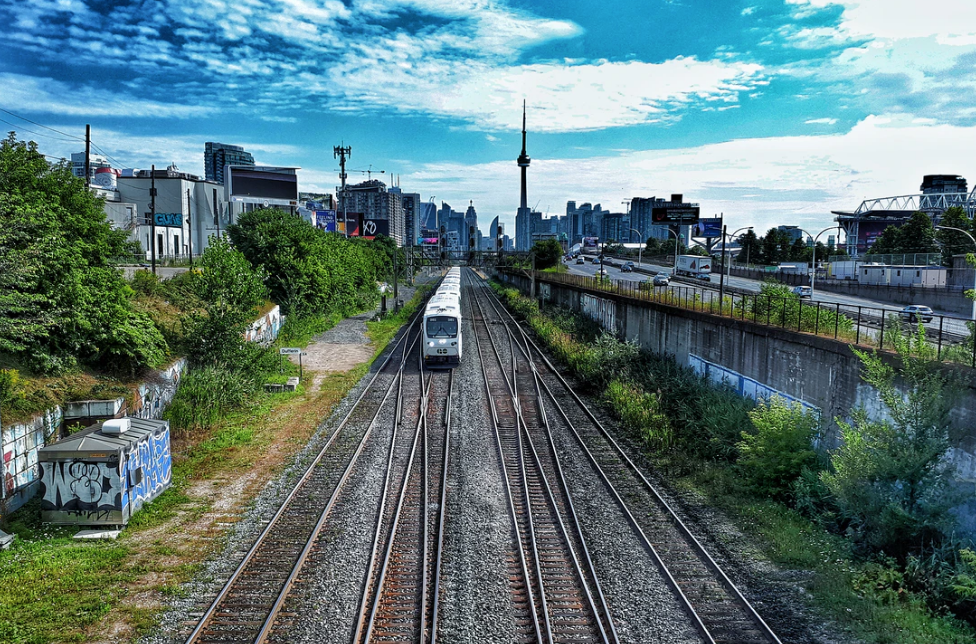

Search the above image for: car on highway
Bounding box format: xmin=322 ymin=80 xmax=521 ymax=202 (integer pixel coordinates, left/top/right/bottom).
xmin=653 ymin=273 xmax=670 ymax=286
xmin=576 ymin=257 xmax=585 ymax=264
xmin=620 ymin=262 xmax=634 ymax=272
xmin=900 ymin=305 xmax=935 ymax=323
xmin=793 ymin=286 xmax=813 ymax=298
xmin=695 ymin=272 xmax=711 ymax=282
xmin=592 ymin=257 xmax=602 ymax=264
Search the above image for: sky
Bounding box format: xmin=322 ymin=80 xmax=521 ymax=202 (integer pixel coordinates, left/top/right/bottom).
xmin=3 ymin=0 xmax=976 ymax=239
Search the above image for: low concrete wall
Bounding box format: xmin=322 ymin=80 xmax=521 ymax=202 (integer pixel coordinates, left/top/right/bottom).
xmin=499 ymin=271 xmax=976 ymax=530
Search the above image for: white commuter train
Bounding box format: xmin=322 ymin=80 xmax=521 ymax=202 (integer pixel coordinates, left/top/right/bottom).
xmin=422 ymin=269 xmax=463 ymax=368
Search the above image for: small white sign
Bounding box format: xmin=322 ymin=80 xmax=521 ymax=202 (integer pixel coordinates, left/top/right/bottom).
xmin=279 ymin=347 xmax=302 ymax=355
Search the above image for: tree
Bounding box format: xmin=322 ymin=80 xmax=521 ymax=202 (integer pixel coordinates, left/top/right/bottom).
xmin=821 ymin=328 xmax=960 ymax=556
xmin=183 ymin=237 xmax=268 ymax=367
xmin=531 ymin=239 xmax=563 ymax=269
xmin=228 ymin=208 xmax=379 ymax=317
xmin=760 ymin=228 xmax=786 ymax=265
xmin=0 ymin=134 xmax=166 ymax=375
xmin=936 ymin=206 xmax=973 ymax=266
xmin=789 ymin=237 xmax=810 ymax=262
xmin=736 ymin=229 xmax=761 ymax=266
xmin=867 ymin=211 xmax=939 ymax=258
xmin=737 ymin=398 xmax=820 ymax=501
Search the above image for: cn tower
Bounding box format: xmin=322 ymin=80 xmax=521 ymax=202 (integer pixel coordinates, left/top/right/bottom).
xmin=515 ymin=101 xmax=531 ymax=251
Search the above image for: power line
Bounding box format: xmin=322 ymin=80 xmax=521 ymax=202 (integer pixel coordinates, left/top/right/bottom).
xmin=0 ymin=108 xmax=86 ymax=142
xmin=0 ymin=117 xmax=80 ymax=144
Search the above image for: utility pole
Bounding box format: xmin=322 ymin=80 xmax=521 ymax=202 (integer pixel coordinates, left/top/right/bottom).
xmin=719 ymin=223 xmax=727 ymax=309
xmin=150 ymin=165 xmax=157 ymax=275
xmin=84 ymin=124 xmax=91 ymax=189
xmin=334 ymin=144 xmax=351 ymax=237
xmin=187 ymin=188 xmax=193 ymax=269
xmin=393 ymin=247 xmax=399 ymax=310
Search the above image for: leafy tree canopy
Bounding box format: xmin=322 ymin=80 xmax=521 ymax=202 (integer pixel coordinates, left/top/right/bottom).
xmin=531 ymin=239 xmax=563 ymax=269
xmin=0 ymin=134 xmax=166 ymax=375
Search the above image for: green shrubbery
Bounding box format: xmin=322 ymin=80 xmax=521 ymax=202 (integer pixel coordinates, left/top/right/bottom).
xmin=0 ymin=135 xmax=167 ymax=376
xmin=737 ymin=398 xmax=820 ymax=501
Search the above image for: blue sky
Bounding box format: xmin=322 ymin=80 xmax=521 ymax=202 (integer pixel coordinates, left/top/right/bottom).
xmin=3 ymin=0 xmax=976 ymax=238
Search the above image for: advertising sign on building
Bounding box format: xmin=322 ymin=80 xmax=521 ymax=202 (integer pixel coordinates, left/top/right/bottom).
xmin=340 ymin=212 xmax=362 ymax=237
xmin=692 ymin=218 xmax=722 ymax=238
xmin=582 ymin=236 xmax=599 ymax=248
xmin=361 ymin=218 xmax=389 ymax=240
xmin=315 ymin=210 xmax=337 ymax=232
xmin=651 ymin=197 xmax=701 ymax=224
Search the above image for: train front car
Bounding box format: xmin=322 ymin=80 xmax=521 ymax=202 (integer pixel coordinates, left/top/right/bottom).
xmin=422 ymin=302 xmax=462 ymax=368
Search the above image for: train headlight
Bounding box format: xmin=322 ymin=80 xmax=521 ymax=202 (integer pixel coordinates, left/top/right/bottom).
xmin=428 ymin=342 xmax=434 ymax=347
xmin=438 ymin=339 xmax=446 ymax=344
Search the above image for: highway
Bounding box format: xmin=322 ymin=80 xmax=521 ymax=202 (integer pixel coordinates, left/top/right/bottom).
xmin=565 ymin=255 xmax=974 ymax=343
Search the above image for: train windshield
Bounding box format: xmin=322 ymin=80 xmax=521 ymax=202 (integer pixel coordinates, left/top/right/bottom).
xmin=426 ymin=316 xmax=458 ymax=338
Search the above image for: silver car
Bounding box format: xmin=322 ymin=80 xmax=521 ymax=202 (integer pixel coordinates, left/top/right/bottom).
xmin=900 ymin=305 xmax=934 ymax=323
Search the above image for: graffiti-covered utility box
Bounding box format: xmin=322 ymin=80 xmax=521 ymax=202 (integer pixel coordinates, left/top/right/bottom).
xmin=38 ymin=418 xmax=171 ymax=526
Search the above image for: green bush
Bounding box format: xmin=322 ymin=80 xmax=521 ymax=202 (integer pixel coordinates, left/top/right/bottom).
xmin=604 ymin=379 xmax=672 ymax=451
xmin=163 ymin=366 xmax=258 ymax=433
xmin=821 ymin=326 xmax=961 ymax=556
xmin=737 ymin=397 xmax=821 ymax=501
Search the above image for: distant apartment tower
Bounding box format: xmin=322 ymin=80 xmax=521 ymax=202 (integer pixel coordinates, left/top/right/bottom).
xmin=338 ymin=179 xmax=405 ymax=246
xmin=398 ymin=192 xmax=421 ymax=246
xmin=70 ymin=152 xmax=111 ymax=183
xmin=204 ymin=142 xmax=255 ymax=184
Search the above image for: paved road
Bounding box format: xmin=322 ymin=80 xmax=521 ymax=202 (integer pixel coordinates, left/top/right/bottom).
xmin=121 ymin=265 xmax=190 ymax=279
xmin=565 ymin=256 xmax=973 ymax=341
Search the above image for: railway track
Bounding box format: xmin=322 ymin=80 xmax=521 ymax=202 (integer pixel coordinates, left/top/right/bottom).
xmin=477 ymin=272 xmax=782 ymax=644
xmin=354 ymin=352 xmax=454 ymax=644
xmin=184 ymin=317 xmax=423 ymax=644
xmin=469 ymin=273 xmax=616 ymax=644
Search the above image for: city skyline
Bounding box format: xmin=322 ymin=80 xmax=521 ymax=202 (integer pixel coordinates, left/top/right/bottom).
xmin=3 ymin=1 xmax=976 ymax=239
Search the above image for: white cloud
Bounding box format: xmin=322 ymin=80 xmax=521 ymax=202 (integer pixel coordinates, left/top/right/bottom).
xmin=805 ymin=117 xmax=838 ymax=124
xmin=398 ymin=115 xmax=976 ymax=238
xmin=0 ymin=73 xmax=213 ymax=119
xmin=788 ymin=0 xmax=976 ymax=41
xmin=327 ymin=57 xmax=765 ymax=132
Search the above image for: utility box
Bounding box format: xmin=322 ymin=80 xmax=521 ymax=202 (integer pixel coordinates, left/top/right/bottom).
xmin=38 ymin=418 xmax=171 ymax=526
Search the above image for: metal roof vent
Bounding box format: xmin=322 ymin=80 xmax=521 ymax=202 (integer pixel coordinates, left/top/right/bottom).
xmin=102 ymin=418 xmax=131 ymax=435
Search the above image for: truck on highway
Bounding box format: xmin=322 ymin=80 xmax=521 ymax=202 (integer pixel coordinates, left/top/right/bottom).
xmin=674 ymin=255 xmax=712 ymax=277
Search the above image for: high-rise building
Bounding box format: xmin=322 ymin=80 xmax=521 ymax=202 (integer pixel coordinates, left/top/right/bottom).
xmin=204 ymin=142 xmax=255 ymax=184
xmin=70 ymin=152 xmax=111 ymax=183
xmin=397 ymin=191 xmax=421 ymax=246
xmin=338 ymin=179 xmax=406 ymax=245
xmin=515 ymin=101 xmax=532 ymax=251
xmin=464 ymin=201 xmax=478 ymax=250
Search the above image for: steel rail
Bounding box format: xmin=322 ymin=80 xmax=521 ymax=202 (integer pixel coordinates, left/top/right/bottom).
xmin=481 ymin=273 xmax=782 ymax=644
xmin=358 ymin=371 xmax=430 ymax=644
xmin=351 ymin=357 xmax=426 ymax=644
xmin=185 ymin=316 xmax=422 ymax=644
xmin=429 ymin=368 xmax=454 ymax=644
xmin=473 ymin=279 xmax=610 ymax=644
xmin=494 ymin=292 xmax=620 ymax=644
xmin=469 ymin=277 xmax=547 ymax=644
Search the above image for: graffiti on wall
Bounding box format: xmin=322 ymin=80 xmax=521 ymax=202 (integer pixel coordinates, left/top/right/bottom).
xmin=39 ymin=460 xmax=123 ymax=513
xmin=244 ymin=305 xmax=283 ymax=345
xmin=581 ymin=293 xmax=616 ymax=331
xmin=2 ymin=406 xmax=62 ymax=497
xmin=688 ymin=354 xmax=821 ymax=418
xmin=121 ymin=426 xmax=172 ymax=514
xmin=130 ymin=359 xmax=185 ymax=420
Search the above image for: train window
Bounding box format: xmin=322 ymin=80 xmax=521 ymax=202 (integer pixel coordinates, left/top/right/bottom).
xmin=426 ymin=316 xmax=458 ymax=338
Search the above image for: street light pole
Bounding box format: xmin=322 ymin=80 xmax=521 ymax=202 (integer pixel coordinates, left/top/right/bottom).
xmin=628 ymin=228 xmax=644 ymax=267
xmin=726 ymin=226 xmax=753 ymax=279
xmin=665 ymin=227 xmax=682 ymax=275
xmin=936 ymin=225 xmax=976 ymax=321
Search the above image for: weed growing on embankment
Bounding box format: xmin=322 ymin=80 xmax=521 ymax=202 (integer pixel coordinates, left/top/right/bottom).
xmin=492 ymin=280 xmax=976 ymax=644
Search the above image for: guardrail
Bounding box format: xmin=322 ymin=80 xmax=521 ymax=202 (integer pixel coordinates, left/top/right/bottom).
xmin=502 ymin=269 xmax=976 ymax=369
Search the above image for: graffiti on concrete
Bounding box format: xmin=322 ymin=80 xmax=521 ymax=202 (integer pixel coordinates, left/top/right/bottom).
xmin=131 ymin=359 xmax=186 ymax=421
xmin=39 ymin=460 xmax=122 ymax=512
xmin=245 ymin=305 xmax=283 ymax=345
xmin=2 ymin=406 xmax=61 ymax=498
xmin=122 ymin=425 xmax=172 ymax=513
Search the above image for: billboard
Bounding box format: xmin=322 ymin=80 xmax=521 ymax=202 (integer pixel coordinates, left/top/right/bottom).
xmin=420 ymin=237 xmax=439 ymax=245
xmin=651 ymin=201 xmax=701 ymax=224
xmin=691 ymin=218 xmax=722 ymax=238
xmin=361 ymin=218 xmax=389 ymax=240
xmin=582 ymin=236 xmax=599 ymax=248
xmin=315 ymin=210 xmax=336 ymax=232
xmin=340 ymin=212 xmax=362 ymax=237
xmin=154 ymin=212 xmax=183 ymax=227
xmin=227 ymin=167 xmax=298 ymax=201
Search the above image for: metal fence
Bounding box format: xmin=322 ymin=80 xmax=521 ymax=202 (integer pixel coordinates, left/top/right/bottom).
xmin=503 ymin=269 xmax=976 ymax=369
